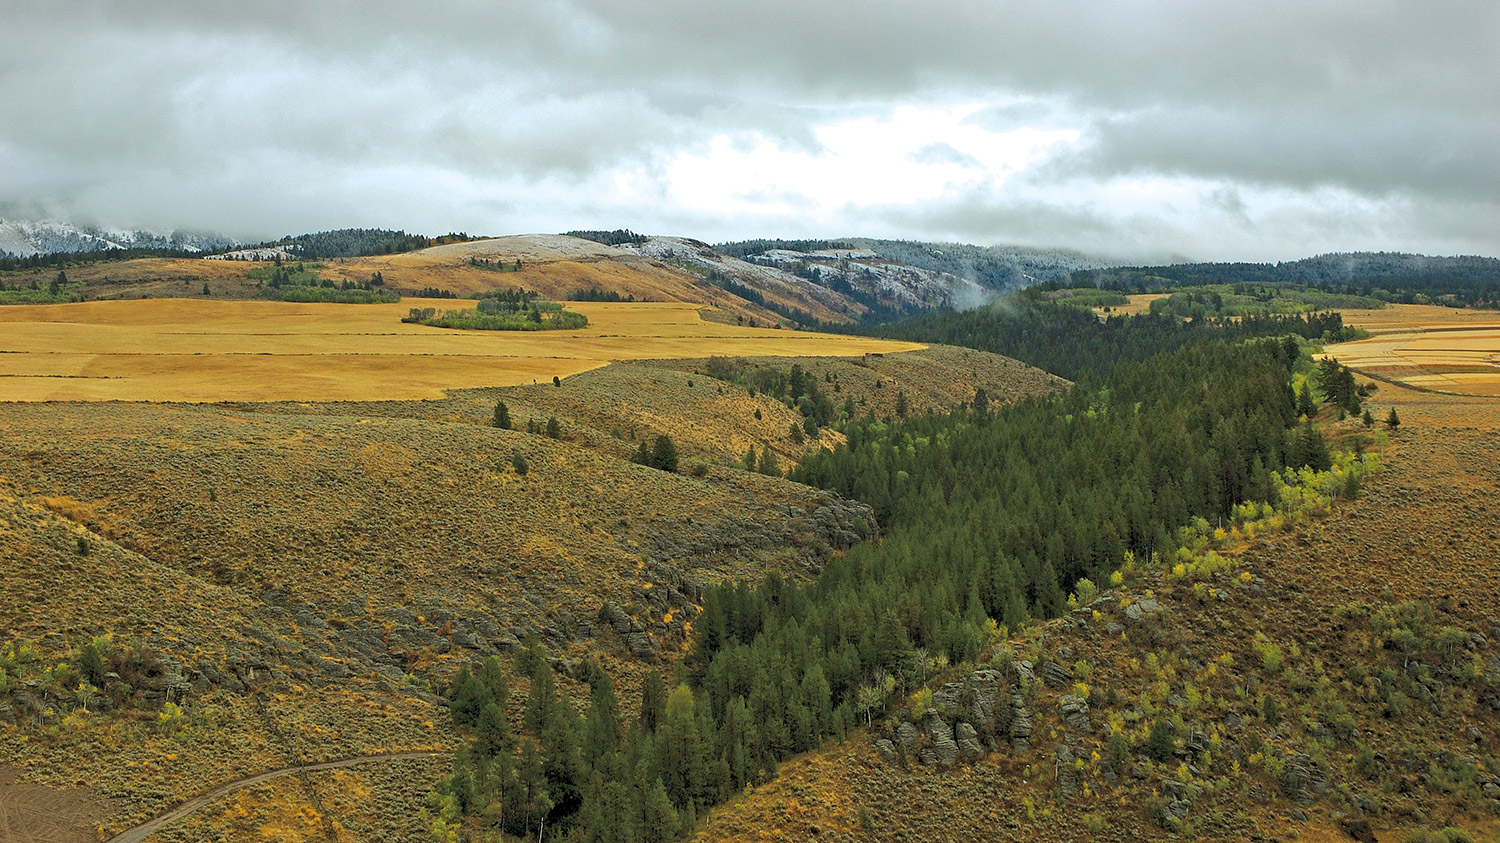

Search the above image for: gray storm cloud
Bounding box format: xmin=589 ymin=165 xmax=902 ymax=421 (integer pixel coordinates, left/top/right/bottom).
xmin=1 ymin=1 xmax=1495 ymax=259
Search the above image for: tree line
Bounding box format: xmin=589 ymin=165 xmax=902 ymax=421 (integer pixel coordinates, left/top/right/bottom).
xmin=436 ymin=312 xmax=1331 ymax=838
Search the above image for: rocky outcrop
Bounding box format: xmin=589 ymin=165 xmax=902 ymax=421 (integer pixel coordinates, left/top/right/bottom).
xmin=920 ymin=714 xmax=960 ymax=766
xmin=956 ymin=722 xmax=984 ymax=759
xmin=1010 ymin=695 xmax=1034 ymax=753
xmin=1058 ymin=695 xmax=1090 ymax=732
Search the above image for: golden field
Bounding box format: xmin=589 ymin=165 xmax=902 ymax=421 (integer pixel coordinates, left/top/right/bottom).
xmin=0 ymin=298 xmax=921 ymax=402
xmin=1329 ymin=303 xmax=1500 ymax=396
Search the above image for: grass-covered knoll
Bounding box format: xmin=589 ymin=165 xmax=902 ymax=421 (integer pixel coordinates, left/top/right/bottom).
xmin=249 ymin=260 xmax=399 ymax=303
xmin=1037 ymin=287 xmax=1130 ymax=309
xmin=1146 ymin=283 xmax=1385 ymax=318
xmin=0 ymin=270 xmax=84 ymax=303
xmin=403 ymin=288 xmax=589 ymax=330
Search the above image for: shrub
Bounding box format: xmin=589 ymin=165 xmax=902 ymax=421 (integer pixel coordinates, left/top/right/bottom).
xmin=1145 ymin=718 xmax=1175 ymax=762
xmin=511 ymin=452 xmax=529 ymax=476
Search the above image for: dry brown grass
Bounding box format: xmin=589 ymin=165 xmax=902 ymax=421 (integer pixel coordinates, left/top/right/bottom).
xmin=1328 ymin=304 xmax=1500 ymax=396
xmin=0 ymin=299 xmax=921 ymax=402
xmin=1095 ymin=293 xmax=1169 ymax=317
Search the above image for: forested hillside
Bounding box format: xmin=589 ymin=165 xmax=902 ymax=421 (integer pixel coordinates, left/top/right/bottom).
xmin=1072 ymin=253 xmax=1500 ymax=308
xmin=427 ymin=302 xmax=1349 ymax=841
xmin=853 ymin=298 xmax=1350 ymax=380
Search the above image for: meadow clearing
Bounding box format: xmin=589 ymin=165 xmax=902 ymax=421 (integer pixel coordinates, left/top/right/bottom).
xmin=0 ymin=298 xmax=921 ymax=402
xmin=1329 ymin=303 xmax=1500 ymax=396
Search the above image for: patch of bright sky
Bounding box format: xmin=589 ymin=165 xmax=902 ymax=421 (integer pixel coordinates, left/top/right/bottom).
xmin=660 ymin=102 xmax=1081 ymax=218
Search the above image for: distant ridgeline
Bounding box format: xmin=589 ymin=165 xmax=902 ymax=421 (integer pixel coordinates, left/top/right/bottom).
xmin=403 ymin=288 xmax=588 ymax=330
xmin=427 ymin=295 xmax=1365 ymax=841
xmin=1068 ymin=252 xmax=1500 ymax=309
xmin=855 ymin=297 xmax=1353 ymax=381
xmin=265 ymin=228 xmax=482 ymax=259
xmin=718 ymin=238 xmax=1111 ymax=292
xmin=562 ymin=229 xmax=649 ymax=246
xmin=249 ymin=262 xmax=398 ymax=304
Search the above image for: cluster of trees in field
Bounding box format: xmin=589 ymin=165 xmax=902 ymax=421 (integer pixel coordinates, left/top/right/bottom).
xmin=631 ymin=435 xmax=679 ymax=473
xmin=568 ymin=286 xmax=635 ymax=302
xmin=1141 ymin=284 xmax=1385 ymax=319
xmin=470 ymin=257 xmax=523 ymax=273
xmin=264 ymin=228 xmax=478 ymax=259
xmin=704 ymin=358 xmax=843 ymax=436
xmin=0 ymin=270 xmax=83 ymax=304
xmin=1036 ymin=287 xmax=1131 ymax=309
xmin=1069 ymin=253 xmax=1500 ymax=309
xmin=249 ymin=262 xmax=398 ymax=304
xmin=563 ymin=229 xmax=649 ymax=247
xmin=405 ymin=289 xmax=588 ymax=330
xmin=859 ymin=299 xmax=1352 ymax=380
xmin=435 ymin=302 xmax=1340 ymax=837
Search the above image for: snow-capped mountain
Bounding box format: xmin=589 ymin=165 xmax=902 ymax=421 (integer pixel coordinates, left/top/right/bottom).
xmin=0 ymin=219 xmax=235 ymax=258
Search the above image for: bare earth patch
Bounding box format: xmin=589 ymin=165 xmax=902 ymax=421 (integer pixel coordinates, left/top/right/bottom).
xmin=0 ymin=765 xmax=117 ymax=843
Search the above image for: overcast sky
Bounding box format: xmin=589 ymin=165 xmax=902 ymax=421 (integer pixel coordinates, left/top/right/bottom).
xmin=3 ymin=2 xmax=1496 ymax=261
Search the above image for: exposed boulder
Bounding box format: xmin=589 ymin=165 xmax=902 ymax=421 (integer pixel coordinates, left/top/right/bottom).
xmin=922 ymin=713 xmax=959 ymax=766
xmin=956 ymin=722 xmax=983 ymax=759
xmin=1009 ymin=695 xmax=1034 ymax=753
xmin=1058 ymin=695 xmax=1091 ymax=732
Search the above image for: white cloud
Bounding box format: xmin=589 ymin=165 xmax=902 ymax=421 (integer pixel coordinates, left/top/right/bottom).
xmin=0 ymin=2 xmax=1496 ymax=260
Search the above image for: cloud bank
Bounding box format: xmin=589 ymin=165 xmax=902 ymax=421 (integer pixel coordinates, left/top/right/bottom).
xmin=2 ymin=1 xmax=1495 ymax=260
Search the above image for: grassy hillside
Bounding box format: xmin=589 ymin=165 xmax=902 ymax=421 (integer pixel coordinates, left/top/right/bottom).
xmin=0 ymin=344 xmax=1055 ymax=839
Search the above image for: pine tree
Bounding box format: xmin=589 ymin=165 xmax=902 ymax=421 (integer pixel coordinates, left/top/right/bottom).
xmin=475 ymin=701 xmax=511 ymax=757
xmin=546 ymin=416 xmax=561 ymax=439
xmin=493 ymin=401 xmax=512 ymax=429
xmin=642 ymin=778 xmax=680 ymax=843
xmin=1296 ymin=382 xmax=1317 ymax=418
xmin=640 ymin=670 xmax=666 ymax=733
xmin=476 ymin=655 xmax=509 ymax=707
xmin=524 ymin=661 xmax=556 ymax=734
xmin=650 ymin=435 xmax=678 ymax=472
xmin=1386 ymin=407 xmax=1401 ymax=430
xmin=583 ymin=674 xmax=622 ymax=769
xmin=756 ymin=447 xmax=780 ymax=477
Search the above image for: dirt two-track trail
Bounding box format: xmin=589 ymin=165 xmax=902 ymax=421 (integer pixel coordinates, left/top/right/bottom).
xmin=102 ymin=751 xmax=446 ymax=843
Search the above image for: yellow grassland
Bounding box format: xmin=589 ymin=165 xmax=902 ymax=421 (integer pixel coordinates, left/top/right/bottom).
xmin=1328 ymin=303 xmax=1500 ymax=396
xmin=1095 ymin=292 xmax=1168 ymax=316
xmin=0 ymin=299 xmax=922 ymax=402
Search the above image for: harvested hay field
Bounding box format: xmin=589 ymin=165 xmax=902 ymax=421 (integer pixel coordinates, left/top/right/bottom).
xmin=1328 ymin=304 xmax=1500 ymax=396
xmin=0 ymin=298 xmax=921 ymax=402
xmin=1095 ymin=292 xmax=1168 ymax=316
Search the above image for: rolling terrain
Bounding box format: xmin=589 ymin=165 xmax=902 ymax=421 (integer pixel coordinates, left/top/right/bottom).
xmin=691 ymin=374 xmax=1500 ymax=843
xmin=0 ymin=298 xmax=921 ymax=402
xmin=0 ymin=332 xmax=1061 ymax=840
